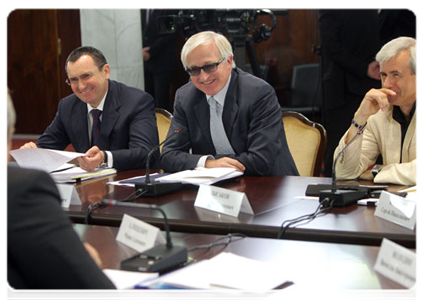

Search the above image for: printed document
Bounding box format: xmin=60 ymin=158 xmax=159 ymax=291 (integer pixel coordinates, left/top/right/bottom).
xmin=10 ymin=148 xmax=85 ymax=173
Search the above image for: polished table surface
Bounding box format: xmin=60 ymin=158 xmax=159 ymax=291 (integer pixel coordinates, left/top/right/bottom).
xmin=76 ymin=223 xmax=406 ymax=290
xmin=66 ymin=170 xmax=416 ymax=248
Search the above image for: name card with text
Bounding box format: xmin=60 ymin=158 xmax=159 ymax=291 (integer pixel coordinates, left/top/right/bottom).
xmin=116 ymin=214 xmax=165 ymax=252
xmin=194 ymin=185 xmax=254 ymax=217
xmin=57 ymin=184 xmax=82 ymax=208
xmin=374 ymin=191 xmax=416 ymax=230
xmin=374 ymin=238 xmax=416 ymax=288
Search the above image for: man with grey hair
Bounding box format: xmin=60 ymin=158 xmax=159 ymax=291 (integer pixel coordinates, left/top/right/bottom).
xmin=334 ymin=37 xmax=416 ymax=185
xmin=160 ymin=31 xmax=298 ymax=176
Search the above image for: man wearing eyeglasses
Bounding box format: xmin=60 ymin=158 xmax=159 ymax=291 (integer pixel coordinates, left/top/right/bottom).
xmin=20 ymin=46 xmax=159 ymax=171
xmin=160 ymin=31 xmax=298 ymax=176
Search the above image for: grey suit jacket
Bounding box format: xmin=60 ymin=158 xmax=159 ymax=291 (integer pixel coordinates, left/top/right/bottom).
xmin=36 ymin=80 xmax=159 ymax=170
xmin=160 ymin=68 xmax=298 ymax=176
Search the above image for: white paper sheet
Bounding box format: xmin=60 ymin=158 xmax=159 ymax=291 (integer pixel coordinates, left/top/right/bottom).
xmin=10 ymin=148 xmax=85 ymax=173
xmin=147 ymin=252 xmax=289 ymax=291
xmin=103 ymin=269 xmax=158 ymax=289
xmin=157 ymin=167 xmax=243 ymax=185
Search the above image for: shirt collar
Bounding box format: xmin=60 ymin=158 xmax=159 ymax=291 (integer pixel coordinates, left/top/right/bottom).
xmin=392 ymin=102 xmax=416 ymax=124
xmin=87 ymin=90 xmax=108 ymax=113
xmin=206 ymin=74 xmax=232 ymax=107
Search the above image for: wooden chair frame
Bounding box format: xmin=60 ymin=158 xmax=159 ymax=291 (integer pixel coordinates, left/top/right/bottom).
xmin=282 ymin=111 xmax=327 ymax=177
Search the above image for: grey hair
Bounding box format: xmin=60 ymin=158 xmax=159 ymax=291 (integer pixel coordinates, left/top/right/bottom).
xmin=180 ymin=31 xmax=236 ymax=69
xmin=7 ymin=89 xmax=16 ymax=138
xmin=376 ymin=36 xmax=416 ymax=74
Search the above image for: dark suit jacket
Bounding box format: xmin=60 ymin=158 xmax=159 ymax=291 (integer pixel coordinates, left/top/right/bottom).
xmin=318 ymin=10 xmax=381 ymax=110
xmin=160 ymin=68 xmax=298 ymax=176
xmin=36 ymin=80 xmax=159 ymax=170
xmin=142 ymin=9 xmax=177 ymax=74
xmin=7 ymin=165 xmax=115 ymax=289
xmin=379 ymin=9 xmax=416 ymax=47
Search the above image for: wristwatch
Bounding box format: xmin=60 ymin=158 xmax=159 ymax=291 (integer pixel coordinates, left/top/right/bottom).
xmin=371 ymin=164 xmax=382 ymax=177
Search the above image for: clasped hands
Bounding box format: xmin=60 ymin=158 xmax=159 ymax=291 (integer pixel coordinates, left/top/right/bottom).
xmin=20 ymin=142 xmax=104 ymax=172
xmin=205 ymin=156 xmax=245 ymax=173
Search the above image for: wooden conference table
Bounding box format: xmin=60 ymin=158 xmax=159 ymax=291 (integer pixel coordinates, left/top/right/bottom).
xmin=77 ymin=223 xmax=406 ymax=290
xmin=66 ymin=169 xmax=416 ymax=248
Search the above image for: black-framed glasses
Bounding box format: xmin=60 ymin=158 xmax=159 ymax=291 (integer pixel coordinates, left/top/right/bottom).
xmin=185 ymin=58 xmax=225 ymax=76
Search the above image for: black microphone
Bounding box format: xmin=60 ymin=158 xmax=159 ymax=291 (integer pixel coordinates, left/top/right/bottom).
xmin=318 ymin=127 xmax=369 ymax=207
xmin=137 ymin=127 xmax=183 ymax=197
xmin=102 ymin=199 xmax=187 ymax=273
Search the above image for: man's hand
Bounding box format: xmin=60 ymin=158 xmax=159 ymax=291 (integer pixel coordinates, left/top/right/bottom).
xmin=354 ymin=88 xmax=397 ymax=124
xmin=77 ymin=146 xmax=104 ymax=171
xmin=142 ymin=47 xmax=151 ymax=61
xmin=205 ymin=157 xmax=245 ymax=173
xmin=84 ymin=243 xmax=103 ymax=269
xmin=367 ymin=61 xmax=380 ymax=80
xmin=346 ymin=88 xmax=397 ymax=144
xmin=20 ymin=141 xmax=38 ymax=149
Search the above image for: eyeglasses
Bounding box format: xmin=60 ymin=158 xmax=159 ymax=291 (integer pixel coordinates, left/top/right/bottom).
xmin=185 ymin=58 xmax=225 ymax=76
xmin=66 ymin=70 xmax=100 ymax=86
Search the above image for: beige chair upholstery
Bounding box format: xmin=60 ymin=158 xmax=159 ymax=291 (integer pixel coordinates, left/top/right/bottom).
xmin=155 ymin=108 xmax=173 ymax=151
xmin=282 ymin=111 xmax=327 ymax=177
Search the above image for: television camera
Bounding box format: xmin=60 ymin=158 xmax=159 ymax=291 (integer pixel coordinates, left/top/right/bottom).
xmin=157 ymin=9 xmax=286 ymax=79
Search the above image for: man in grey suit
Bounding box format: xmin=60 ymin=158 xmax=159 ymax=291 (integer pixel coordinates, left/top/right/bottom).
xmin=160 ymin=31 xmax=298 ymax=176
xmin=21 ymin=46 xmax=159 ymax=171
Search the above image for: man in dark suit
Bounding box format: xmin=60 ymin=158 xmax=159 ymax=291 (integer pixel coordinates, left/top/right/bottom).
xmin=379 ymin=9 xmax=416 ymax=47
xmin=8 ymin=91 xmax=115 ymax=289
xmin=318 ymin=10 xmax=381 ymax=177
xmin=142 ymin=9 xmax=177 ymax=111
xmin=160 ymin=31 xmax=298 ymax=176
xmin=20 ymin=46 xmax=159 ymax=171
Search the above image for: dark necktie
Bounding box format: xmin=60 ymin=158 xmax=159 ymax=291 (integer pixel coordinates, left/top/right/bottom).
xmin=91 ymin=109 xmax=102 ymax=147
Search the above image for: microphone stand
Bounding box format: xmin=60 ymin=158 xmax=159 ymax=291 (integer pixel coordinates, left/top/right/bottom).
xmin=137 ymin=128 xmax=183 ymax=197
xmin=319 ymin=128 xmax=368 ymax=207
xmin=102 ymin=200 xmax=187 ymax=273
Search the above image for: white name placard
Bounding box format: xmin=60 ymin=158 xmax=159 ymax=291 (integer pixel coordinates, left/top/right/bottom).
xmin=194 ymin=184 xmax=254 ymax=217
xmin=116 ymin=214 xmax=165 ymax=252
xmin=374 ymin=238 xmax=416 ymax=288
xmin=374 ymin=191 xmax=416 ymax=230
xmin=57 ymin=184 xmax=82 ymax=208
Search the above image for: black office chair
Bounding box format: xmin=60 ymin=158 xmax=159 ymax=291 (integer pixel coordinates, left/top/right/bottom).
xmin=281 ymin=63 xmax=323 ymax=120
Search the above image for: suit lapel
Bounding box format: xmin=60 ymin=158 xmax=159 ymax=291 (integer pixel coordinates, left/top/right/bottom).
xmin=222 ymin=70 xmax=239 ymax=139
xmin=194 ymin=92 xmax=215 ymax=150
xmin=101 ymin=81 xmax=120 ymax=150
xmin=72 ymin=101 xmax=90 ymax=151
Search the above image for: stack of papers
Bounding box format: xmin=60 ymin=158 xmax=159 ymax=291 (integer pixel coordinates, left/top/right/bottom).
xmin=156 ymin=167 xmax=243 ymax=186
xmin=51 ymin=167 xmax=117 ymax=183
xmin=142 ymin=252 xmax=289 ymax=291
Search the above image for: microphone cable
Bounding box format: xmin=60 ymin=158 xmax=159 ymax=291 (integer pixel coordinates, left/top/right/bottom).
xmin=277 ymin=197 xmax=334 ymax=239
xmin=84 ymin=188 xmax=147 ymax=224
xmin=187 ymin=233 xmax=247 ymax=252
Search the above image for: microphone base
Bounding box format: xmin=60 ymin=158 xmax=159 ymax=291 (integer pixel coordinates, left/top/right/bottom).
xmin=319 ymin=189 xmax=368 ymax=207
xmin=121 ymin=244 xmax=188 ymax=273
xmin=135 ymin=182 xmax=183 ymax=197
